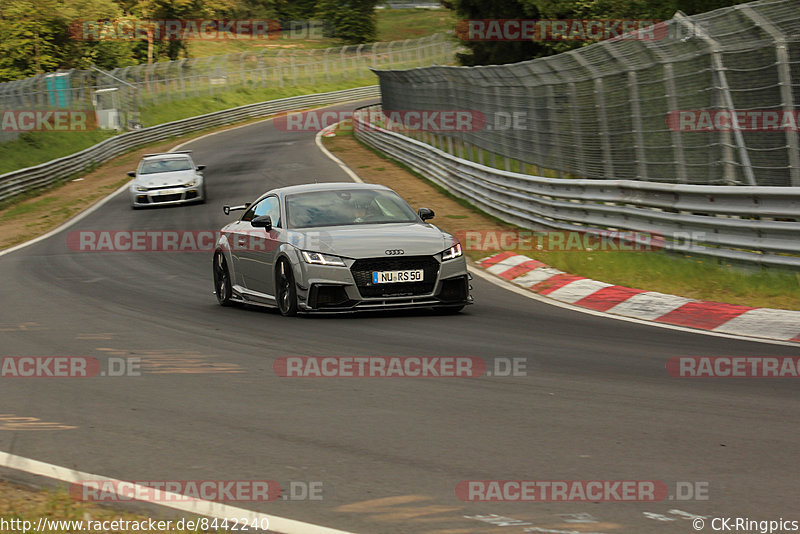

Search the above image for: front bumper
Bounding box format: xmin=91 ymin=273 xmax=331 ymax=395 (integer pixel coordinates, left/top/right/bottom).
xmin=295 ymin=255 xmax=472 ymax=313
xmin=131 ymin=184 xmax=204 ymax=207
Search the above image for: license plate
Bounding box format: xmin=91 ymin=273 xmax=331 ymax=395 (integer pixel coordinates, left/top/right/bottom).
xmin=158 ymin=189 xmax=178 ymax=196
xmin=372 ymin=269 xmax=424 ymax=284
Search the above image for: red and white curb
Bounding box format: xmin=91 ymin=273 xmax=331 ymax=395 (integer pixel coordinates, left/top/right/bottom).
xmin=479 ymin=251 xmax=800 ymax=344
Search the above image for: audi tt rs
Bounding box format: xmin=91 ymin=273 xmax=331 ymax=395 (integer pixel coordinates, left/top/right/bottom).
xmin=212 ymin=182 xmax=472 ymax=315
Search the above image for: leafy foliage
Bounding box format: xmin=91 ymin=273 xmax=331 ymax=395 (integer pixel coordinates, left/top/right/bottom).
xmin=450 ymin=0 xmax=749 ymax=65
xmin=316 ymin=0 xmax=378 ymax=44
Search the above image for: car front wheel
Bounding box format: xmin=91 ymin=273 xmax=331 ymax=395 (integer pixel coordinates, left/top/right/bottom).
xmin=213 ymin=252 xmax=234 ymax=306
xmin=276 ymin=259 xmax=298 ymax=317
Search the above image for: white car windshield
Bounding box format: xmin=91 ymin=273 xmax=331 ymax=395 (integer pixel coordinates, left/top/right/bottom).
xmin=139 ymin=158 xmax=193 ymax=174
xmin=286 ymin=189 xmax=418 ymax=229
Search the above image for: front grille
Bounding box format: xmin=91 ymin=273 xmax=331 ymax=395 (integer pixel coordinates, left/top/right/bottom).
xmin=146 ymin=184 xmax=180 ymax=191
xmin=151 ymin=193 xmax=182 ymax=203
xmin=350 ymin=255 xmax=439 ymax=298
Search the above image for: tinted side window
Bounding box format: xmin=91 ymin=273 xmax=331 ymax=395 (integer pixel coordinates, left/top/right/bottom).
xmin=241 ymin=196 xmax=281 ymax=227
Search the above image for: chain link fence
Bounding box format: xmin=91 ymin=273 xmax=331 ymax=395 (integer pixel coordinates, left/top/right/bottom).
xmin=0 ymin=33 xmax=454 ymax=142
xmin=374 ymin=0 xmax=800 ymax=186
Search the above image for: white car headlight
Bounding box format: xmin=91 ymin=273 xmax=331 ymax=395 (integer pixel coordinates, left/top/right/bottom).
xmin=442 ymin=242 xmax=463 ymax=261
xmin=183 ymin=180 xmax=197 ymax=187
xmin=136 ymin=185 xmax=147 ymax=192
xmin=301 ymin=251 xmax=346 ymax=266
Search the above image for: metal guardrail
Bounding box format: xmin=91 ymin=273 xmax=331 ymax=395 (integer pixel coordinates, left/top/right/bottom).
xmin=373 ymin=0 xmax=800 ymax=187
xmin=353 ymin=104 xmax=800 ymax=269
xmin=0 ymin=86 xmax=379 ymax=204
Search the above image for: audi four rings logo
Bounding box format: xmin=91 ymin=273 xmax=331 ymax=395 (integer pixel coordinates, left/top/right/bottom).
xmin=385 ymin=249 xmax=405 ymax=255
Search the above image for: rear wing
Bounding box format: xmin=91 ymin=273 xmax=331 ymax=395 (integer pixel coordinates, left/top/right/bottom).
xmin=142 ymin=150 xmax=193 ymax=158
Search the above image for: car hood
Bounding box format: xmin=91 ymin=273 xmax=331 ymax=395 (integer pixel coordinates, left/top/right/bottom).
xmin=135 ymin=170 xmax=196 ymax=188
xmin=288 ymin=223 xmax=454 ymax=259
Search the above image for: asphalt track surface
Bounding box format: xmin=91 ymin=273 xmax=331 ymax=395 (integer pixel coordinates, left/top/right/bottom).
xmin=1 ymin=99 xmax=799 ymax=534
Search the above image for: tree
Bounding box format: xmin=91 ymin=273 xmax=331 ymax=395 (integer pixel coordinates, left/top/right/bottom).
xmin=0 ymin=0 xmax=65 ymax=80
xmin=316 ymin=0 xmax=377 ymax=44
xmin=450 ymin=0 xmax=748 ymax=66
xmin=61 ymin=0 xmax=138 ymax=71
xmin=452 ymin=0 xmax=550 ymax=66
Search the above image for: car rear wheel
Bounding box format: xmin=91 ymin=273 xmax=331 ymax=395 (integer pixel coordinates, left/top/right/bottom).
xmin=213 ymin=252 xmax=234 ymax=306
xmin=276 ymin=259 xmax=298 ymax=317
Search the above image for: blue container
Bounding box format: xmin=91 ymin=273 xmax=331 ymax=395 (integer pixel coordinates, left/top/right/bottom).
xmin=45 ymin=73 xmax=72 ymax=108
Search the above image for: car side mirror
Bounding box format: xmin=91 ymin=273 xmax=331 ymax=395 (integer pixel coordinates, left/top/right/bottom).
xmin=251 ymin=215 xmax=272 ymax=231
xmin=418 ymin=207 xmax=435 ymax=221
xmin=196 ymin=165 xmax=206 ymax=171
xmin=223 ymin=202 xmax=251 ymax=216
xmin=127 ymin=171 xmax=136 ymax=178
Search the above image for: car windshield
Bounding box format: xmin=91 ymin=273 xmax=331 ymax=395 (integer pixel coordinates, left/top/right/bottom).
xmin=286 ymin=189 xmax=418 ymax=229
xmin=139 ymin=158 xmax=193 ymax=174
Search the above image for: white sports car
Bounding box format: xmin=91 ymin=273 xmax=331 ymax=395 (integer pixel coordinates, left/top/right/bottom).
xmin=128 ymin=151 xmax=206 ymax=208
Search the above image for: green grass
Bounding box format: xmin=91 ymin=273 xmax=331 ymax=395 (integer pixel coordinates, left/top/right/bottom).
xmin=0 ymin=131 xmax=116 ymax=176
xmin=0 ymin=196 xmax=59 ymax=222
xmin=1 ymin=481 xmax=211 ymax=534
xmin=375 ymin=8 xmax=456 ymax=41
xmin=185 ymin=8 xmax=455 ymax=57
xmin=139 ymin=77 xmax=377 ymax=126
xmin=0 ymin=79 xmax=377 ymax=176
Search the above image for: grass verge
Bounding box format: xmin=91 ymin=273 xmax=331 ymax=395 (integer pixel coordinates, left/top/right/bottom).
xmin=325 ymin=122 xmax=800 ymax=310
xmin=186 ymin=8 xmax=455 ymax=56
xmin=0 ymin=79 xmax=376 ymax=176
xmin=375 ymin=8 xmax=456 ymax=41
xmin=0 ymin=480 xmax=209 ymax=533
xmin=140 ymin=77 xmax=376 ymax=126
xmin=0 ymin=131 xmax=116 ymax=177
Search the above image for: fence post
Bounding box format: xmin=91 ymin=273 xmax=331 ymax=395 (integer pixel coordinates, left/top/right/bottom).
xmin=738 ymin=4 xmax=799 ymax=186
xmin=605 ymin=44 xmax=648 ymax=180
xmin=357 ymin=44 xmax=365 ymax=74
xmin=573 ymin=53 xmax=614 ymax=179
xmin=676 ymin=13 xmax=755 ymax=186
xmin=323 ymin=48 xmax=332 ymax=82
xmin=640 ymin=38 xmax=688 ymax=183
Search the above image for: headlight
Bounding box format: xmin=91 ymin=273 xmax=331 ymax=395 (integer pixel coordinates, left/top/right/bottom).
xmin=183 ymin=180 xmax=196 ymax=187
xmin=301 ymin=251 xmax=346 ymax=266
xmin=136 ymin=185 xmax=147 ymax=191
xmin=442 ymin=242 xmax=462 ymax=261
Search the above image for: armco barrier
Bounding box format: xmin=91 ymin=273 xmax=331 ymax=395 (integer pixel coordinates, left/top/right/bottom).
xmin=353 ymin=104 xmax=800 ymax=270
xmin=0 ymin=86 xmax=379 ymax=203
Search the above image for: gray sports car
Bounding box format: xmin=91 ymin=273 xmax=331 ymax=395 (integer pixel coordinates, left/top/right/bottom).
xmin=212 ymin=183 xmax=472 ymax=315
